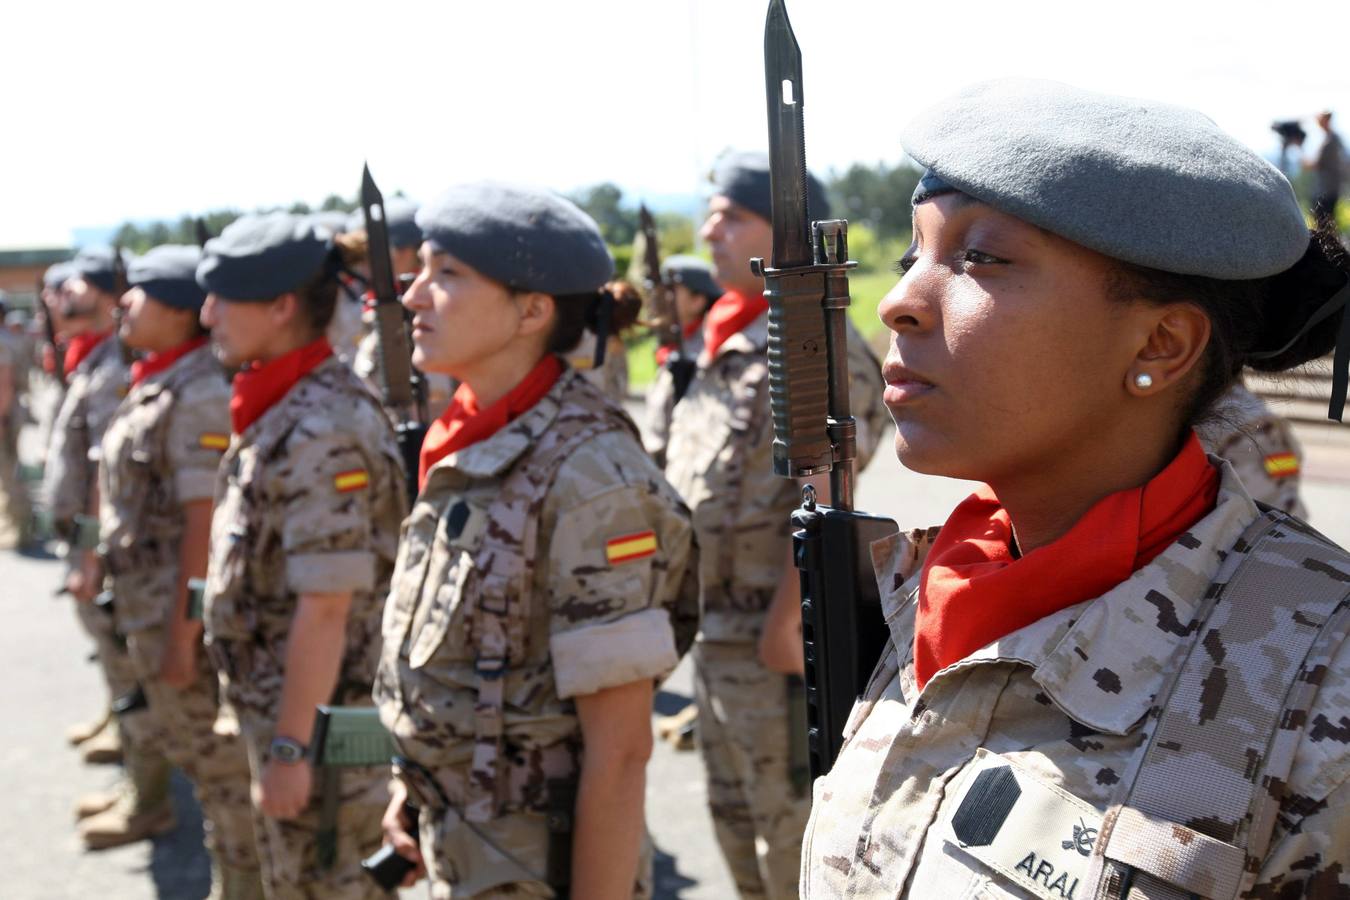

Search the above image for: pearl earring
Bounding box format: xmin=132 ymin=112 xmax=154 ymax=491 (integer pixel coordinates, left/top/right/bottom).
xmin=1134 ymin=373 xmax=1154 ymax=390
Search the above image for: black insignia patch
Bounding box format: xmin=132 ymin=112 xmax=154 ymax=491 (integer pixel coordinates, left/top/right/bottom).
xmin=443 ymin=501 xmax=471 ymax=541
xmin=952 ymin=766 xmax=1020 ymax=847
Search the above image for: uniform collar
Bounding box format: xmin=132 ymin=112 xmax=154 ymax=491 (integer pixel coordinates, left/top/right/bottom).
xmin=703 ymin=311 xmax=769 ymax=364
xmin=424 ymin=368 xmax=576 ymax=482
xmin=875 ymin=457 xmax=1261 ymax=735
xmin=128 ymin=342 xmax=214 ymax=399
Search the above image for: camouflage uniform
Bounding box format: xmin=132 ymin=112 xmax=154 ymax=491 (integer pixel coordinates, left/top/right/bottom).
xmin=0 ymin=327 xmax=30 ymax=546
xmin=800 ymin=458 xmax=1350 ymax=897
xmin=352 ymin=328 xmax=456 ymax=418
xmin=374 ymin=369 xmax=699 ymax=899
xmin=642 ymin=327 xmax=705 ymax=468
xmin=98 ymin=343 xmax=257 ymax=871
xmin=1199 ymin=382 xmax=1307 ymax=518
xmin=566 ymin=332 xmax=629 ymax=405
xmin=663 ymin=312 xmax=886 ymax=900
xmin=204 ymin=356 xmax=407 ymax=899
xmin=43 ymin=337 xmax=139 ymax=720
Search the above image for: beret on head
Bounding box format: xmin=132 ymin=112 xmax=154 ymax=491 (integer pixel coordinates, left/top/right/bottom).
xmin=128 ymin=245 xmax=207 ymax=311
xmin=196 ymin=212 xmax=334 ymax=302
xmin=416 ymin=182 xmax=614 ymax=296
xmin=44 ymin=261 xmax=73 ymax=290
xmin=307 ymin=210 xmax=351 ymax=238
xmin=901 ymin=78 xmax=1309 ymax=279
xmin=662 ymin=254 xmax=722 ymax=299
xmin=346 ymin=196 xmax=421 ymax=249
xmin=71 ymin=247 xmax=127 ymax=294
xmin=710 ymin=150 xmax=831 ymax=224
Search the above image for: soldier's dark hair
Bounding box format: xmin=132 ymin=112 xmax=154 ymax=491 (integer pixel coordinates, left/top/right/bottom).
xmin=545 ymin=280 xmax=643 ymax=356
xmin=290 ymin=251 xmax=341 ymax=337
xmin=1104 ymin=225 xmax=1348 ymax=426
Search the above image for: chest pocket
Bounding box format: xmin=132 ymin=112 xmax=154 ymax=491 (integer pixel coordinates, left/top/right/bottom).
xmin=407 ymin=499 xmax=489 ymax=670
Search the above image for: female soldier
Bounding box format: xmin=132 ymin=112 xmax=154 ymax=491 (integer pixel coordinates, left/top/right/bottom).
xmin=800 ymin=79 xmax=1350 ymax=898
xmin=642 ymin=254 xmax=720 ymax=468
xmin=90 ymin=244 xmax=260 ymax=890
xmin=373 ymin=183 xmax=698 ymax=900
xmin=197 ymin=213 xmax=408 ymax=899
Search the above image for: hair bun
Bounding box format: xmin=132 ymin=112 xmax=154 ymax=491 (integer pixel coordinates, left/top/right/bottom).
xmin=1247 ymin=227 xmax=1349 ymax=373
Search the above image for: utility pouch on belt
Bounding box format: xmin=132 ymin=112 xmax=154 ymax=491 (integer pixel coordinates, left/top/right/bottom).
xmin=545 ymin=777 xmax=576 ymax=899
xmin=309 ymin=704 xmax=395 ymax=870
xmin=185 ymin=578 xmax=206 ymax=622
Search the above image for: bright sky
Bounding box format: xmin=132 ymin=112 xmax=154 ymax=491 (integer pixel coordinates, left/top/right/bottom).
xmin=3 ymin=0 xmax=1347 ymax=248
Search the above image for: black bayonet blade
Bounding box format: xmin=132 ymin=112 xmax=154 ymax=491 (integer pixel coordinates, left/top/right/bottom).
xmin=764 ymin=0 xmax=813 ymax=269
xmin=360 ymin=163 xmax=413 ymax=409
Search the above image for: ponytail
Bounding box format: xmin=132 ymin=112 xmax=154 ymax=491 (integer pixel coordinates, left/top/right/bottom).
xmin=545 ymin=280 xmax=642 ymax=358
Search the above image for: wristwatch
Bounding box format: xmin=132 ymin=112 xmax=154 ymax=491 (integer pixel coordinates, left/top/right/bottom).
xmin=269 ymin=736 xmax=308 ymax=765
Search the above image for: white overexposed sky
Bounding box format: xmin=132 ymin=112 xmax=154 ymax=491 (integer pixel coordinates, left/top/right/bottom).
xmin=2 ymin=0 xmax=1347 ymax=248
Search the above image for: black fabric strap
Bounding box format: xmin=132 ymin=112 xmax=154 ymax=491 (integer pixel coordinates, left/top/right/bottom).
xmin=1245 ymin=279 xmax=1350 ymax=422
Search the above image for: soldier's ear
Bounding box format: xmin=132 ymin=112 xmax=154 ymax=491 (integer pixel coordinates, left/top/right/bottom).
xmin=513 ymin=290 xmax=555 ymax=338
xmin=269 ymin=292 xmax=303 ymax=332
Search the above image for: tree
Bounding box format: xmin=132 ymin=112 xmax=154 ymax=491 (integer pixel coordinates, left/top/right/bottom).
xmin=570 ymin=183 xmax=639 ymax=245
xmin=826 ymin=161 xmax=922 ymax=241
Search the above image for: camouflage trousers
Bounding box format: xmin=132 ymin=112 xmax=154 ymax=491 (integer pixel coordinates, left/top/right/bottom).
xmin=238 ymin=709 xmax=390 ymax=899
xmin=0 ymin=426 xmax=29 ymax=547
xmin=123 ymin=625 xmax=258 ymax=869
xmin=694 ymin=640 xmax=810 ymax=900
xmin=73 ymin=595 xmax=138 ymax=714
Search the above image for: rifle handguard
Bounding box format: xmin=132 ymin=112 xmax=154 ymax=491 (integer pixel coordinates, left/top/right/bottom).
xmin=753 ymin=220 xmax=857 ymax=478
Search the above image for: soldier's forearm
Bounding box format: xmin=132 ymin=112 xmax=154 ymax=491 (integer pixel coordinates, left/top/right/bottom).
xmin=275 ymin=592 xmax=352 ymax=746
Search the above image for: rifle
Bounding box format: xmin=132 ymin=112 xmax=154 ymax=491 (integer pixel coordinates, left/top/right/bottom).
xmin=638 ymin=205 xmax=696 ymax=402
xmin=751 ymin=0 xmax=898 ymax=781
xmin=360 ymin=163 xmax=429 ymax=504
xmin=110 ymin=246 xmax=135 ymax=366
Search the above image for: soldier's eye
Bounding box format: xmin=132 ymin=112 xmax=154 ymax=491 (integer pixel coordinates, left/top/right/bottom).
xmin=893 ymin=255 xmax=917 ymax=274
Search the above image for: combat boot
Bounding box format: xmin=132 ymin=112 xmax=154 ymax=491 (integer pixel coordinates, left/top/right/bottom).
xmin=79 ymin=740 xmax=174 ymax=849
xmin=66 ymin=709 xmax=110 ymax=746
xmin=80 ymin=723 xmax=123 ymax=765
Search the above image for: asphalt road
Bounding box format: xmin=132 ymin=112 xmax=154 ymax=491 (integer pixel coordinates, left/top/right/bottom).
xmin=3 ymin=406 xmax=1348 ymax=899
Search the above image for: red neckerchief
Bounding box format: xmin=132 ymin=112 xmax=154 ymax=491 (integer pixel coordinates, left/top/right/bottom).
xmin=703 ymin=290 xmax=768 ymax=358
xmin=655 ymin=319 xmax=704 ymax=365
xmin=130 ymin=336 xmax=209 ymax=386
xmin=64 ymin=330 xmax=112 ymax=379
xmin=417 ymin=354 xmax=564 ymax=490
xmin=229 ymin=337 xmax=333 ymax=434
xmin=914 ymin=431 xmax=1220 ymax=689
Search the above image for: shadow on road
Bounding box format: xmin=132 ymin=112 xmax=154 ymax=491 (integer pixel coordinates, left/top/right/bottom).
xmin=653 ymin=843 xmax=700 ymax=898
xmin=654 ymin=689 xmax=693 ymax=717
xmin=146 ymin=771 xmax=211 ymax=899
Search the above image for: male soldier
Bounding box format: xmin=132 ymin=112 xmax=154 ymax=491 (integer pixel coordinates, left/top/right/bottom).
xmin=662 ymin=152 xmax=889 ymax=899
xmin=198 ymin=213 xmax=407 ymax=898
xmin=48 ymin=248 xmax=177 ymax=833
xmin=80 ymin=244 xmax=262 ymax=893
xmin=0 ymin=292 xmax=31 ymax=548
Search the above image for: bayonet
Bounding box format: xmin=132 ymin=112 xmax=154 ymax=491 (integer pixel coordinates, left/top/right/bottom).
xmin=754 ymin=0 xmax=898 ymax=782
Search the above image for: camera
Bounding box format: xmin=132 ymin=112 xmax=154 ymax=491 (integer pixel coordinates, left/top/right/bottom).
xmin=1272 ymin=120 xmax=1307 ymax=148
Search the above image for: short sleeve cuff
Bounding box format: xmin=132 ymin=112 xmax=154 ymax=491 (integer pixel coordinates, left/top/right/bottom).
xmin=174 ymin=468 xmax=219 ymax=503
xmin=286 ymin=551 xmax=376 ymax=594
xmin=550 ymin=608 xmax=678 ymax=699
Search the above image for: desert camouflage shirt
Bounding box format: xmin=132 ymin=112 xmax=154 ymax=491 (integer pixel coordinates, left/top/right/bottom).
xmin=567 ymin=332 xmax=630 ymax=405
xmin=800 ymin=459 xmax=1350 ymax=898
xmin=375 ymin=369 xmax=698 ymax=822
xmin=98 ymin=344 xmax=230 ymax=631
xmin=1200 ymin=383 xmax=1307 ymax=519
xmin=664 ymin=312 xmax=887 ymax=642
xmin=203 ymin=356 xmax=407 ymax=717
xmin=642 ymin=327 xmax=706 ymax=468
xmin=44 ymin=335 xmax=129 ymax=531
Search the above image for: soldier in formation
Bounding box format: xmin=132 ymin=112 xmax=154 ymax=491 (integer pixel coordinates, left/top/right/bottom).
xmin=658 ymin=151 xmax=889 ymax=900
xmin=0 ymin=291 xmax=31 ymax=548
xmin=372 ymin=183 xmax=698 ymax=899
xmin=198 ymin=213 xmax=408 ymax=898
xmin=799 ymin=78 xmax=1350 ymax=899
xmin=642 ymin=255 xmax=720 ymax=469
xmin=87 ymin=244 xmax=261 ymax=892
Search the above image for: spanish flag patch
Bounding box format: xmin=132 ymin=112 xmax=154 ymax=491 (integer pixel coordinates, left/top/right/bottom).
xmin=199 ymin=432 xmax=230 ymax=452
xmin=334 ymin=469 xmax=370 ymax=493
xmin=1263 ymin=452 xmax=1300 ymax=479
xmin=605 ymin=530 xmax=658 ymax=565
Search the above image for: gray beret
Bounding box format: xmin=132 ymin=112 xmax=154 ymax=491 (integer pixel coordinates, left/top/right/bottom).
xmin=662 ymin=255 xmax=722 ymax=299
xmin=416 ymin=182 xmax=614 ymax=295
xmin=70 ymin=247 xmax=128 ymax=294
xmin=346 ymin=196 xmax=421 ymax=249
xmin=710 ymin=150 xmax=831 ymax=224
xmin=197 ymin=212 xmax=334 ymax=302
xmin=901 ymin=78 xmax=1309 ymax=279
xmin=44 ymin=261 xmax=73 ymax=290
xmin=307 ymin=210 xmax=351 ymax=238
xmin=128 ymin=245 xmax=207 ymax=311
